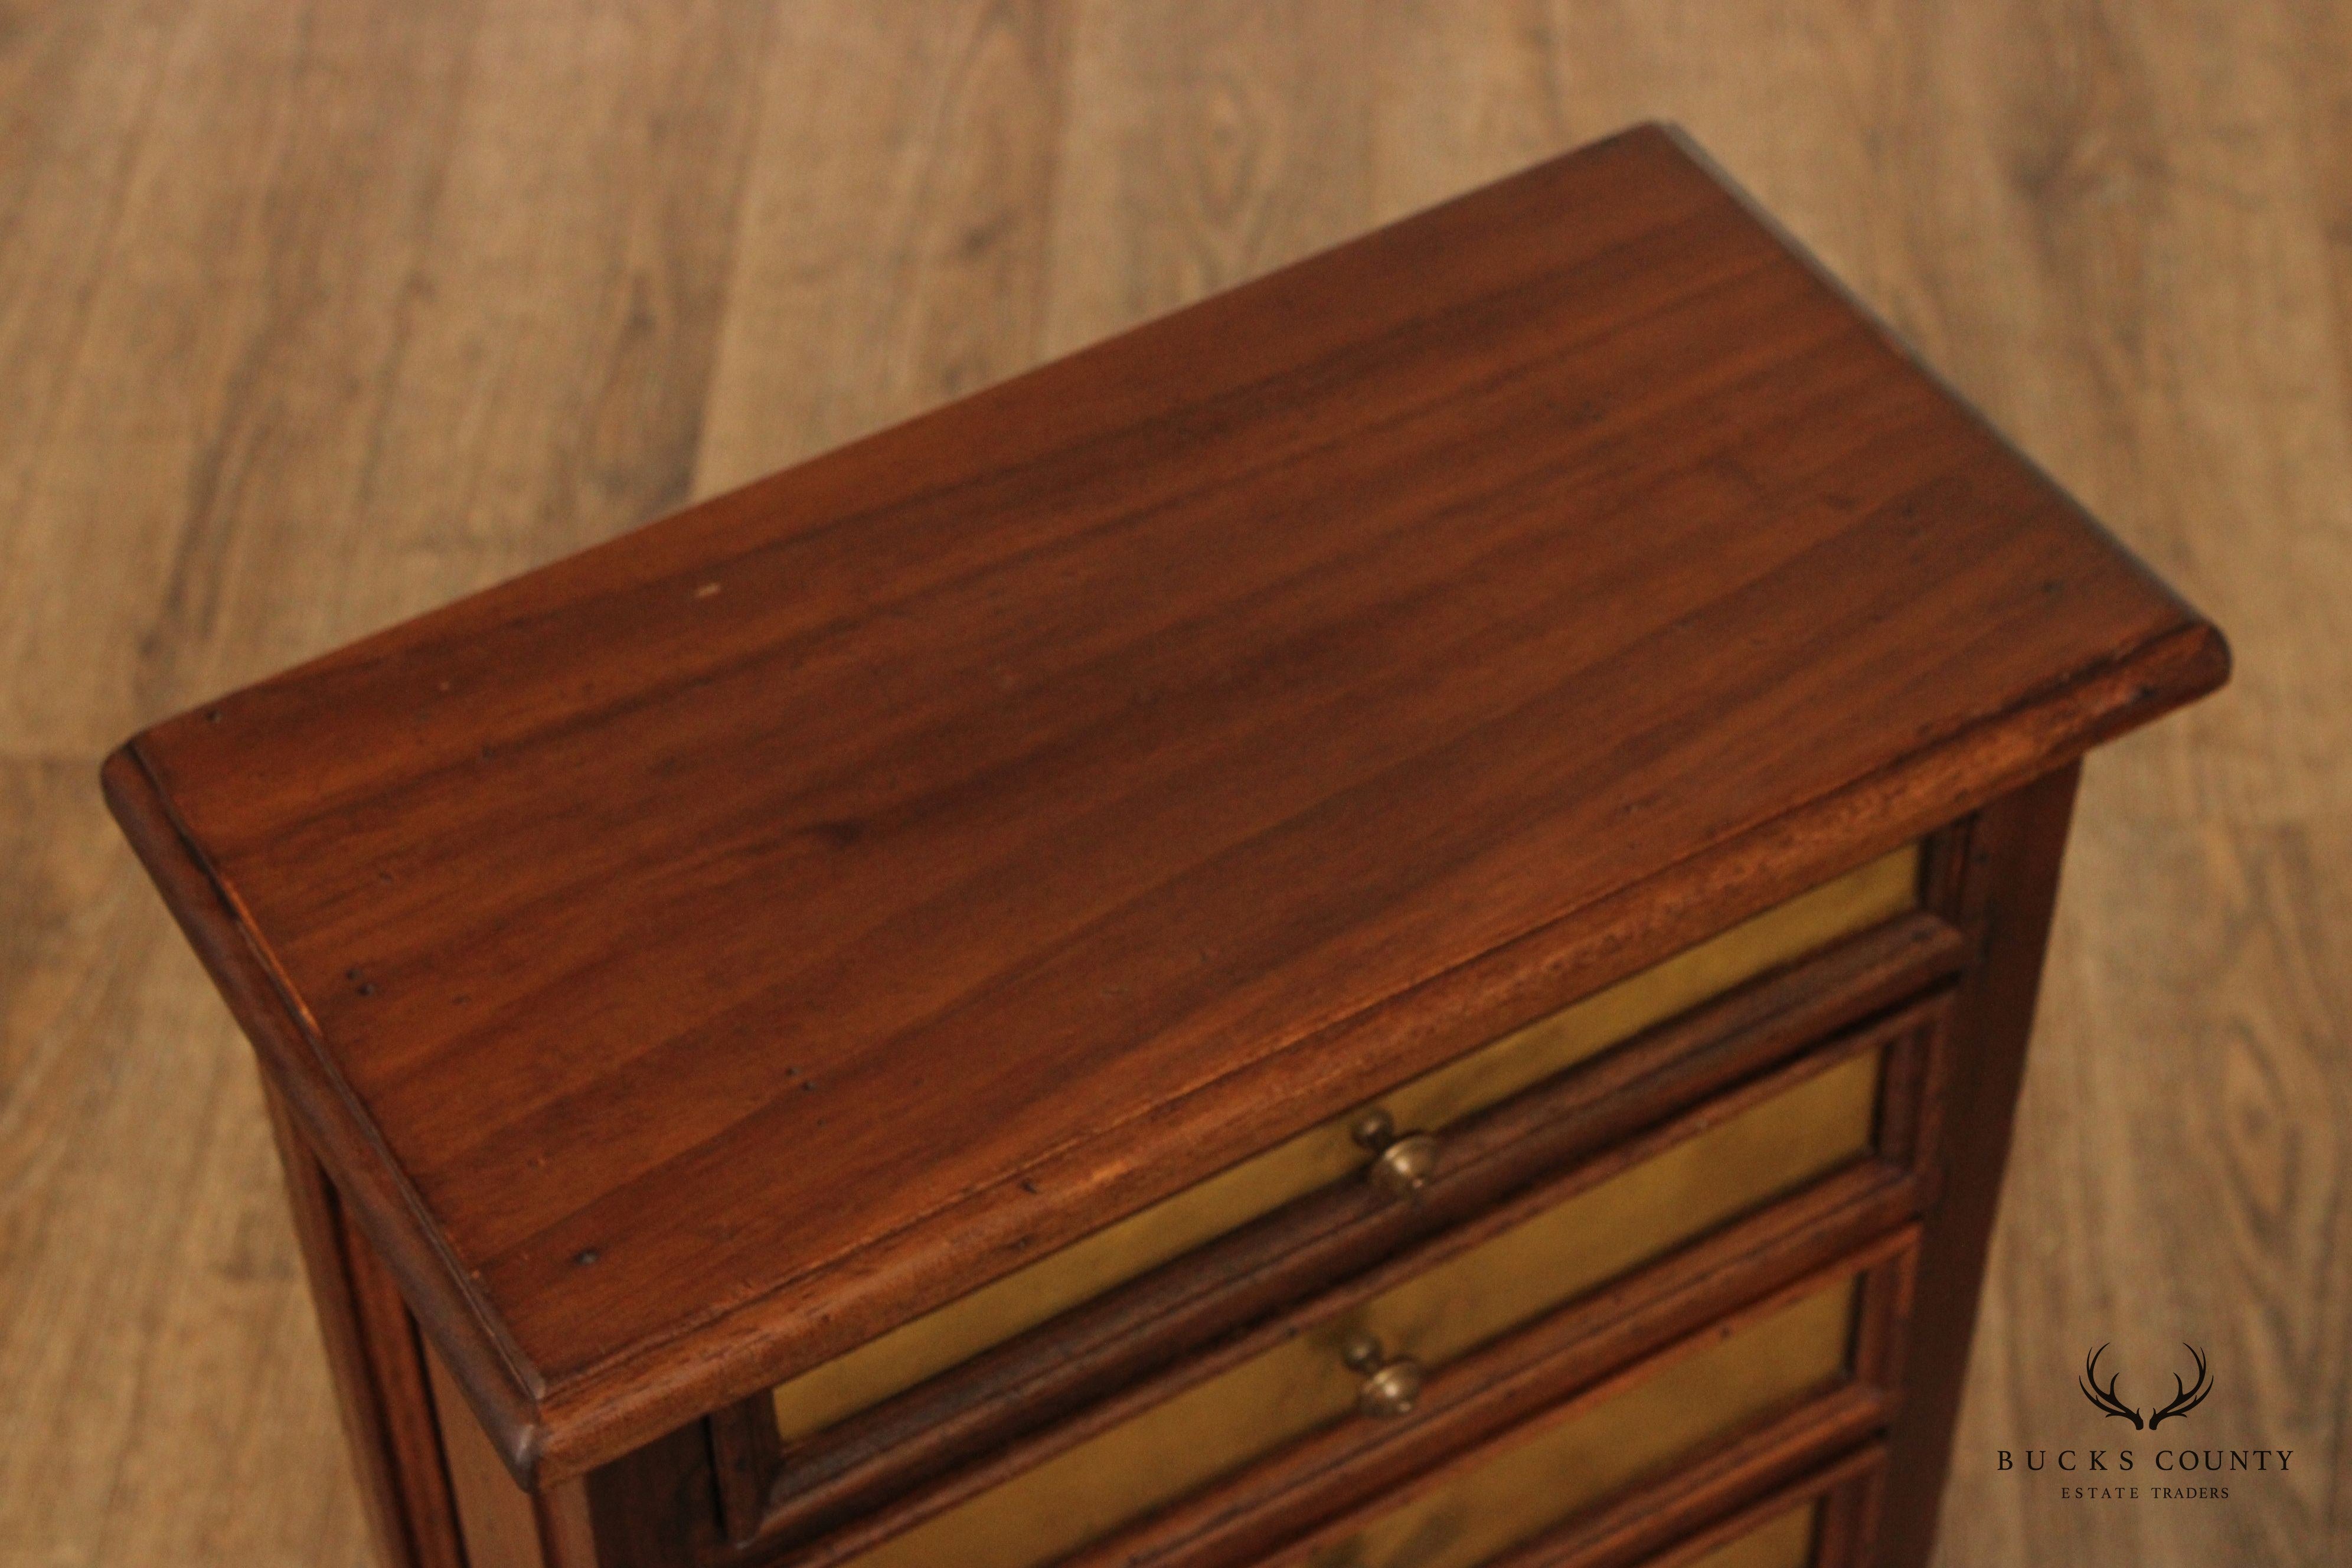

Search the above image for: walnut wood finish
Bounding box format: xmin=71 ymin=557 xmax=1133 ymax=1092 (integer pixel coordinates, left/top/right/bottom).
xmin=426 ymin=1346 xmax=557 ymax=1568
xmin=163 ymin=774 xmax=2147 ymax=1568
xmin=101 ymin=125 xmax=2227 ymax=1492
xmin=527 ymin=775 xmax=2060 ymax=1568
xmin=259 ymin=1084 xmax=466 ymax=1568
xmin=741 ymin=906 xmax=1964 ymax=1550
xmin=752 ymin=986 xmax=1947 ymax=1565
xmin=1636 ymin=1442 xmax=1885 ymax=1568
xmin=765 ymin=847 xmax=1915 ymax=1451
xmin=1241 ymin=1232 xmax=1919 ymax=1568
xmin=1484 ymin=1420 xmax=1887 ymax=1568
xmin=1875 ymin=766 xmax=2081 ymax=1567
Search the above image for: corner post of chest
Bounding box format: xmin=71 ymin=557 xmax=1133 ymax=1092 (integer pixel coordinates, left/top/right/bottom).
xmin=1876 ymin=761 xmax=2083 ymax=1566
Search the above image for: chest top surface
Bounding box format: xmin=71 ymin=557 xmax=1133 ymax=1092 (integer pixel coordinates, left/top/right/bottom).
xmin=107 ymin=125 xmax=2224 ymax=1481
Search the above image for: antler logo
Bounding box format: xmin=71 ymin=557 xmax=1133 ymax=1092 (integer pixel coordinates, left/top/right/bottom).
xmin=2079 ymin=1343 xmax=2213 ymax=1430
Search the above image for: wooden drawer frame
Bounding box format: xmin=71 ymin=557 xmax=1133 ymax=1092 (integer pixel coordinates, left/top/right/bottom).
xmin=763 ymin=850 xmax=1920 ymax=1456
xmin=1489 ymin=1436 xmax=1891 ymax=1568
xmin=718 ymin=893 xmax=1961 ymax=1557
xmin=1255 ymin=1233 xmax=1916 ymax=1568
xmin=765 ymin=1000 xmax=1941 ymax=1568
xmin=262 ymin=774 xmax=2077 ymax=1568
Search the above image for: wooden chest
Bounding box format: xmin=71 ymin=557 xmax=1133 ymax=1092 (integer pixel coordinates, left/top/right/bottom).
xmin=105 ymin=125 xmax=2227 ymax=1568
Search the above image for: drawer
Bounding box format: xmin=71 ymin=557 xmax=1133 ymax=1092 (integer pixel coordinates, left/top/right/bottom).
xmin=806 ymin=1012 xmax=1936 ymax=1568
xmin=770 ymin=847 xmax=1920 ymax=1448
xmin=1508 ymin=1437 xmax=1892 ymax=1568
xmin=1670 ymin=1506 xmax=1816 ymax=1568
xmin=1295 ymin=1278 xmax=1854 ymax=1568
xmin=1467 ymin=1371 xmax=1892 ymax=1568
xmin=1263 ymin=1250 xmax=1912 ymax=1568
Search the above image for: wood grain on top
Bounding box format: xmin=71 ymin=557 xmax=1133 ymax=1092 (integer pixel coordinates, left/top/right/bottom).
xmin=103 ymin=125 xmax=2224 ymax=1483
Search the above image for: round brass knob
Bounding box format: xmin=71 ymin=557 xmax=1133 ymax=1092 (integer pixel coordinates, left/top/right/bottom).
xmin=1347 ymin=1108 xmax=1440 ymax=1197
xmin=1340 ymin=1332 xmax=1424 ymax=1419
xmin=1358 ymin=1358 xmax=1425 ymax=1417
xmin=1369 ymin=1133 xmax=1439 ymax=1197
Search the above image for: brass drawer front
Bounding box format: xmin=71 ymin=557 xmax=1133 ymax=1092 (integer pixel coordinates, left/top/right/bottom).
xmin=1301 ymin=1273 xmax=1856 ymax=1568
xmin=1672 ymin=1501 xmax=1817 ymax=1568
xmin=834 ymin=1042 xmax=1886 ymax=1568
xmin=773 ymin=848 xmax=1917 ymax=1443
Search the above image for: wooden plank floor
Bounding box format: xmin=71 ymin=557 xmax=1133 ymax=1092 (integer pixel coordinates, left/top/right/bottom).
xmin=1 ymin=4 xmax=2341 ymax=1565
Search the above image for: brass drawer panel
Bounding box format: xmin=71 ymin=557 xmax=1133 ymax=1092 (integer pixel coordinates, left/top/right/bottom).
xmin=1300 ymin=1272 xmax=1857 ymax=1568
xmin=773 ymin=847 xmax=1917 ymax=1442
xmin=1671 ymin=1501 xmax=1817 ymax=1568
xmin=835 ymin=1040 xmax=1886 ymax=1568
